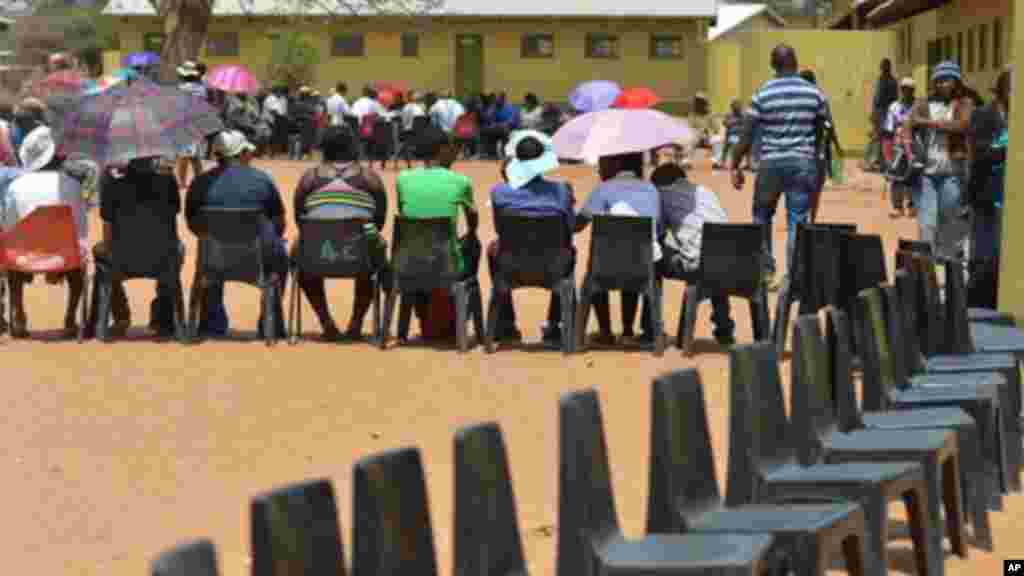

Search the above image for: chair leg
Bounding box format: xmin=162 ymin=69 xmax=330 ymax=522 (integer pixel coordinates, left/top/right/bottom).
xmin=841 ymin=533 xmax=867 ymax=576
xmin=484 ymin=287 xmax=500 ymax=354
xmin=650 ymin=279 xmax=664 ymax=357
xmin=78 ymin=269 xmax=88 ymax=343
xmin=773 ymin=278 xmax=794 ymax=354
xmin=96 ymin=272 xmax=112 ymax=342
xmin=469 ymin=282 xmax=485 ymax=346
xmin=560 ymin=280 xmax=574 ymax=355
xmin=575 ymin=278 xmax=592 ymax=351
xmin=370 ymin=275 xmax=381 ymax=346
xmin=681 ymin=284 xmax=701 ymax=357
xmin=962 ymin=425 xmax=993 ymax=549
xmin=454 ymin=282 xmax=469 ymax=353
xmin=288 ymin=269 xmax=300 ymax=345
xmin=380 ymin=284 xmax=398 ymax=350
xmin=903 ymin=485 xmax=934 ymax=576
xmin=943 ymin=453 xmax=967 ymax=557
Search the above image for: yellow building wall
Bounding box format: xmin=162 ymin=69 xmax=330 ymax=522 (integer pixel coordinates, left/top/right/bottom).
xmin=999 ymin=0 xmax=1023 ymax=320
xmin=706 ymin=14 xmax=782 ymax=115
xmin=107 ymin=16 xmax=705 ymax=108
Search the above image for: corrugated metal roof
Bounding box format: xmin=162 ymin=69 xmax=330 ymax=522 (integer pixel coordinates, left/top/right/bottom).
xmin=707 ymin=3 xmax=784 ymax=41
xmin=103 ymin=0 xmax=717 ymax=17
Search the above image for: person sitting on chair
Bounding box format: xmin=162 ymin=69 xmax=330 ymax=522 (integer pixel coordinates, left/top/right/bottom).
xmin=292 ymin=126 xmax=390 ymax=341
xmin=1 ymin=126 xmax=87 ymax=339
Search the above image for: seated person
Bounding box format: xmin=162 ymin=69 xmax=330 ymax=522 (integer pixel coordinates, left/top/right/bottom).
xmin=90 ymin=156 xmax=182 ymax=338
xmin=479 ymin=92 xmax=520 ymax=159
xmin=575 ymin=151 xmax=662 ymax=344
xmin=488 ymin=130 xmax=576 ymax=346
xmin=292 ymin=126 xmax=390 ymax=341
xmin=395 ymin=125 xmax=480 ymax=340
xmin=648 ymin=162 xmax=735 ymax=345
xmin=1 ymin=126 xmax=87 ymax=338
xmin=185 ymin=130 xmax=288 ymax=338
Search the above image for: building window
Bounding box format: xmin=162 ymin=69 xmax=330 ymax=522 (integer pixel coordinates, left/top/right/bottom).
xmin=205 ymin=32 xmax=239 ymax=57
xmin=967 ymin=28 xmax=974 ymax=73
xmin=585 ymin=33 xmax=619 ymax=59
xmin=332 ymin=33 xmax=365 ymax=58
xmin=142 ymin=32 xmax=165 ymax=54
xmin=521 ymin=33 xmax=554 ymax=58
xmin=993 ymin=18 xmax=1003 ymax=68
xmin=978 ymin=24 xmax=987 ymax=70
xmin=400 ymin=32 xmax=419 ymax=58
xmin=650 ymin=34 xmax=683 ymax=59
xmin=956 ymin=31 xmax=962 ymax=69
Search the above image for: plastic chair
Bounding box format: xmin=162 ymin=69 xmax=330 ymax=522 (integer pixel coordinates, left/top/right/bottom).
xmin=454 ymin=423 xmax=529 ymax=576
xmin=726 ymin=342 xmax=935 ymax=576
xmin=823 ymin=306 xmax=993 ymax=549
xmin=289 ymin=218 xmax=383 ymax=345
xmin=484 ymin=214 xmax=575 ymax=354
xmin=94 ymin=202 xmax=185 ymax=342
xmin=558 ymin=389 xmax=777 ymax=576
xmin=837 ymin=233 xmax=888 ymax=358
xmin=677 ymin=223 xmax=768 ymax=356
xmin=250 ymin=478 xmax=347 ymax=576
xmin=0 ymin=205 xmax=88 ymax=342
xmin=370 ymin=118 xmax=396 ymax=169
xmin=188 ymin=207 xmax=284 ymax=345
xmin=576 ymin=214 xmax=665 ymax=355
xmin=791 ymin=315 xmax=966 ymax=573
xmin=380 ymin=217 xmax=484 ymax=352
xmin=352 ymin=447 xmax=439 ymax=576
xmin=946 ymin=255 xmax=1024 ymax=358
xmin=648 ymin=369 xmax=867 ymax=576
xmin=151 ymin=539 xmax=219 ymax=576
xmin=773 ymin=222 xmax=856 ymax=354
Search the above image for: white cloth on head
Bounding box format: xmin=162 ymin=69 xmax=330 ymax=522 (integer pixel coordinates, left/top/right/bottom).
xmin=1 ymin=171 xmax=88 ymax=257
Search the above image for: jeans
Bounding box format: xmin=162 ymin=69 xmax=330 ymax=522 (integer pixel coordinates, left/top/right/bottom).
xmin=752 ymin=159 xmax=817 ymax=276
xmin=750 ymin=126 xmax=762 ymax=167
xmin=971 ymin=207 xmax=1002 ymax=261
xmin=916 ymin=173 xmax=963 ymax=257
xmin=200 ymin=234 xmax=289 ymax=336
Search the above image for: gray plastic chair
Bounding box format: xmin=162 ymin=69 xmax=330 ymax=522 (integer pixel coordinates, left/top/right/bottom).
xmin=823 ymin=307 xmax=993 ymax=549
xmin=454 ymin=423 xmax=528 ymax=576
xmin=250 ymin=478 xmax=347 ymax=576
xmin=791 ymin=315 xmax=966 ymax=574
xmin=151 ymin=539 xmax=219 ymax=576
xmin=648 ymin=369 xmax=867 ymax=576
xmin=857 ymin=286 xmax=1011 ymax=505
xmin=353 ymin=447 xmax=439 ymax=576
xmin=727 ymin=342 xmax=934 ymax=576
xmin=558 ymin=390 xmax=776 ymax=576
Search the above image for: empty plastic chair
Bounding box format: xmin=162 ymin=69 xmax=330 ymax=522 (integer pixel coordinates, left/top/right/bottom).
xmin=151 ymin=539 xmax=219 ymax=576
xmin=250 ymin=478 xmax=347 ymax=576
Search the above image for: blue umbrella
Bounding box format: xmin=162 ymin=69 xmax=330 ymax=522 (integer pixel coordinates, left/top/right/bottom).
xmin=122 ymin=51 xmax=160 ymax=68
xmin=568 ymin=80 xmax=622 ymax=114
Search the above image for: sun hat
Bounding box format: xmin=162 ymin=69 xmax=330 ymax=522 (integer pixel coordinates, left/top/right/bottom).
xmin=900 ymin=76 xmax=915 ymax=88
xmin=176 ymin=60 xmax=200 ymax=78
xmin=503 ymin=129 xmax=559 ymax=189
xmin=19 ymin=125 xmax=56 ymax=172
xmin=931 ymin=61 xmax=961 ymax=83
xmin=694 ymin=91 xmax=707 ymax=100
xmin=212 ymin=130 xmax=256 ymax=158
xmin=298 ymin=85 xmax=312 ymax=94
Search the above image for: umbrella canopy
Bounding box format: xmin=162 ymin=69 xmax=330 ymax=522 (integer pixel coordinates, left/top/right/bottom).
xmin=377 ymin=89 xmax=398 ymax=108
xmin=56 ymin=80 xmax=224 ymax=166
xmin=83 ymin=73 xmax=132 ymax=96
xmin=613 ymin=87 xmax=660 ymax=109
xmin=31 ymin=70 xmax=86 ymax=98
xmin=552 ymin=108 xmax=694 ymax=164
xmin=122 ymin=51 xmax=160 ymax=68
xmin=370 ymin=80 xmax=407 ymax=95
xmin=568 ymin=80 xmax=621 ymax=113
xmin=205 ymin=64 xmax=261 ymax=94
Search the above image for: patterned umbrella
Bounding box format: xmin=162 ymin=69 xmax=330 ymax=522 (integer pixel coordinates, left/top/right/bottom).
xmin=205 ymin=64 xmax=261 ymax=94
xmin=122 ymin=51 xmax=160 ymax=68
xmin=31 ymin=70 xmax=86 ymax=98
xmin=56 ymin=80 xmax=224 ymax=165
xmin=568 ymin=80 xmax=621 ymax=113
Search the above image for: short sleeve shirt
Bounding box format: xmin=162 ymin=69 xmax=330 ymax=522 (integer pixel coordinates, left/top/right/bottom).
xmin=396 ymin=167 xmax=476 ymax=275
xmin=100 ymin=167 xmax=181 ymax=239
xmin=749 ymin=74 xmax=827 ymax=164
xmin=491 ymin=177 xmax=575 ymax=246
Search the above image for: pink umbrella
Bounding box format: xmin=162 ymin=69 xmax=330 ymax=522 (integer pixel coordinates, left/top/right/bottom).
xmin=205 ymin=64 xmax=261 ymax=94
xmin=552 ymin=108 xmax=694 ymax=164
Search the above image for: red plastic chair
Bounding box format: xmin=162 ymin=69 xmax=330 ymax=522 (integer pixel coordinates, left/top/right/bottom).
xmin=0 ymin=205 xmax=89 ymax=341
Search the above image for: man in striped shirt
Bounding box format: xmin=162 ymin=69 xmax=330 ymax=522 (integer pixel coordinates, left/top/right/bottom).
xmin=731 ymin=44 xmax=827 ymax=282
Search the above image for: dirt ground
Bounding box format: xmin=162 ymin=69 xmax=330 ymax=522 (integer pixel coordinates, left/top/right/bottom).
xmin=3 ymin=155 xmax=1021 ymax=575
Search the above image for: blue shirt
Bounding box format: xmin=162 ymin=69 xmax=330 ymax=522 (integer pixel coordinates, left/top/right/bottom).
xmin=493 ymin=103 xmax=521 ymax=128
xmin=185 ymin=163 xmax=286 ymax=242
xmin=749 ymin=74 xmax=827 ymax=164
xmin=580 ymin=173 xmax=661 ymax=228
xmin=491 ymin=177 xmax=575 ymax=245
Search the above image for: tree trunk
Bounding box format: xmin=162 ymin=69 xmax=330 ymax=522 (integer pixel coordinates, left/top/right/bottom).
xmin=155 ymin=0 xmax=214 ymax=83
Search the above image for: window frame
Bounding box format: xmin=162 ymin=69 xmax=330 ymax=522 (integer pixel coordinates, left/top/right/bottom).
xmin=520 ymin=33 xmax=555 ymax=59
xmin=585 ymin=32 xmax=620 ymax=60
xmin=649 ymin=34 xmax=683 ymax=60
xmin=332 ymin=32 xmax=366 ymax=58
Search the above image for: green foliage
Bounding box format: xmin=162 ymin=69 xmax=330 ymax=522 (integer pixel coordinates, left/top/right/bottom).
xmin=15 ymin=4 xmax=119 ymax=74
xmin=266 ymin=31 xmax=319 ymax=89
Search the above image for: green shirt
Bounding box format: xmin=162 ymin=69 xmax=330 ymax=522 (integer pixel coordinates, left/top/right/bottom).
xmin=396 ymin=167 xmax=476 ymax=275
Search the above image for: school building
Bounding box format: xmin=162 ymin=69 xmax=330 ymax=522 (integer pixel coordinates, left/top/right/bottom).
xmin=101 ymin=0 xmax=716 ymax=113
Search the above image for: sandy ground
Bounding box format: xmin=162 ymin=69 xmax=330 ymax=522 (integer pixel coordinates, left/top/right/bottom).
xmin=2 ymin=155 xmax=1021 ymax=575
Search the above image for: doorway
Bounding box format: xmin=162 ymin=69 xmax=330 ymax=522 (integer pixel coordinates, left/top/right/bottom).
xmin=455 ymin=34 xmax=483 ymax=98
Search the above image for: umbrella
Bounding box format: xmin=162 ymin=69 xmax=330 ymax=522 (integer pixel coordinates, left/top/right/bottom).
xmin=122 ymin=51 xmax=160 ymax=69
xmin=613 ymin=87 xmax=660 ymax=109
xmin=82 ymin=72 xmax=134 ymax=96
xmin=205 ymin=64 xmax=261 ymax=94
xmin=568 ymin=80 xmax=621 ymax=113
xmin=56 ymin=80 xmax=224 ymax=166
xmin=377 ymin=89 xmax=398 ymax=108
xmin=552 ymin=108 xmax=694 ymax=164
xmin=31 ymin=70 xmax=86 ymax=98
xmin=370 ymin=80 xmax=407 ymax=95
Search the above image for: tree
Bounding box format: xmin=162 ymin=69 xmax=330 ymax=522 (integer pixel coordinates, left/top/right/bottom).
xmin=265 ymin=30 xmax=317 ymax=89
xmin=13 ymin=2 xmax=118 ymax=74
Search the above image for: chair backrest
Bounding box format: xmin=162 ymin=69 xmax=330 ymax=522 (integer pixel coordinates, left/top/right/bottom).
xmin=0 ymin=205 xmax=82 ymax=273
xmin=198 ymin=207 xmax=266 ymax=283
xmin=151 ymin=539 xmax=219 ymax=576
xmin=391 ymin=217 xmax=459 ymax=292
xmin=698 ymin=223 xmax=765 ymax=297
xmin=454 ymin=423 xmax=528 ymax=576
xmin=372 ymin=118 xmax=393 ymax=147
xmin=493 ymin=213 xmax=570 ymax=290
xmin=647 ymin=369 xmax=723 ymax=534
xmin=839 ymin=233 xmax=888 ymax=307
xmin=110 ymin=201 xmax=179 ymax=279
xmin=791 ymin=314 xmax=841 ymax=466
xmin=823 ymin=307 xmax=865 ymax=431
xmin=586 ymin=214 xmax=654 ymax=291
xmin=250 ymin=478 xmax=347 ymax=576
xmin=557 ymin=389 xmax=619 ymax=576
xmin=882 ymin=283 xmax=915 ymax=382
xmin=900 ymin=253 xmax=946 ymax=355
xmin=794 ymin=223 xmax=856 ymax=307
xmin=352 ymin=447 xmax=439 ymax=576
xmin=894 ymin=269 xmax=926 ymax=375
xmin=943 ymin=258 xmax=973 ymax=354
xmin=726 ymin=343 xmax=796 ymax=507
xmin=295 ymin=218 xmax=376 ymax=278
xmin=856 ymin=286 xmax=902 ymax=412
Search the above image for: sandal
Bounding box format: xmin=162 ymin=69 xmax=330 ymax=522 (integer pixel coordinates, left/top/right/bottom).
xmin=10 ymin=317 xmax=28 ymax=338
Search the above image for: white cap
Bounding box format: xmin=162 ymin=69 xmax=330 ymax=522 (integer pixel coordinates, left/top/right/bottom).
xmin=212 ymin=130 xmax=255 ymax=158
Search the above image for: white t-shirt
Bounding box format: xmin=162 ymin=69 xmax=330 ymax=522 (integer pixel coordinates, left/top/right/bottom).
xmin=351 ymin=97 xmax=386 ymax=120
xmin=263 ymin=93 xmax=287 ymax=116
xmin=326 ymin=93 xmax=350 ymax=126
xmin=2 ymin=171 xmax=88 ymax=255
xmin=400 ymin=102 xmax=426 ymax=131
xmin=429 ymin=99 xmax=466 ymax=133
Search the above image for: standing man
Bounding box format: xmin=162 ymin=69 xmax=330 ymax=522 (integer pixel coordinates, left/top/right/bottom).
xmin=731 ymin=44 xmax=827 ymax=287
xmin=326 ymin=82 xmax=350 ymax=127
xmin=866 ymin=58 xmax=899 ymax=172
xmin=263 ymin=86 xmax=289 ymax=158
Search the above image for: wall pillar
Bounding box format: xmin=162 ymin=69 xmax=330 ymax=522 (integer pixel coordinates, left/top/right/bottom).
xmin=997 ymin=0 xmax=1024 ymax=320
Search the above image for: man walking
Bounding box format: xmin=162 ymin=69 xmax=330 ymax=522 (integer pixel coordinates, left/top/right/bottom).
xmin=730 ymin=44 xmax=828 ymax=287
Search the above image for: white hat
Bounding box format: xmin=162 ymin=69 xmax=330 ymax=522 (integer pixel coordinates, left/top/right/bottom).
xmin=298 ymin=85 xmax=312 ymax=94
xmin=503 ymin=130 xmax=559 ymax=189
xmin=19 ymin=126 xmax=56 ymax=172
xmin=900 ymin=76 xmax=915 ymax=88
xmin=212 ymin=130 xmax=256 ymax=158
xmin=176 ymin=60 xmax=200 ymax=78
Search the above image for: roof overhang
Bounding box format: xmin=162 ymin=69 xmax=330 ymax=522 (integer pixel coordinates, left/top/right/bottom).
xmin=827 ymin=0 xmax=885 ymax=29
xmin=865 ymin=0 xmax=950 ymax=27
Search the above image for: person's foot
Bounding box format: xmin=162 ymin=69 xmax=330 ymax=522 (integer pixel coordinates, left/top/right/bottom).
xmin=10 ymin=315 xmax=27 ymax=338
xmin=495 ymin=326 xmax=523 ymax=343
xmin=588 ymin=332 xmax=616 ymax=346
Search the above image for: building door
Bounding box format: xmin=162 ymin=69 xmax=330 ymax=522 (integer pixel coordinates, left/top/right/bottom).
xmin=455 ymin=35 xmax=483 ymax=98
